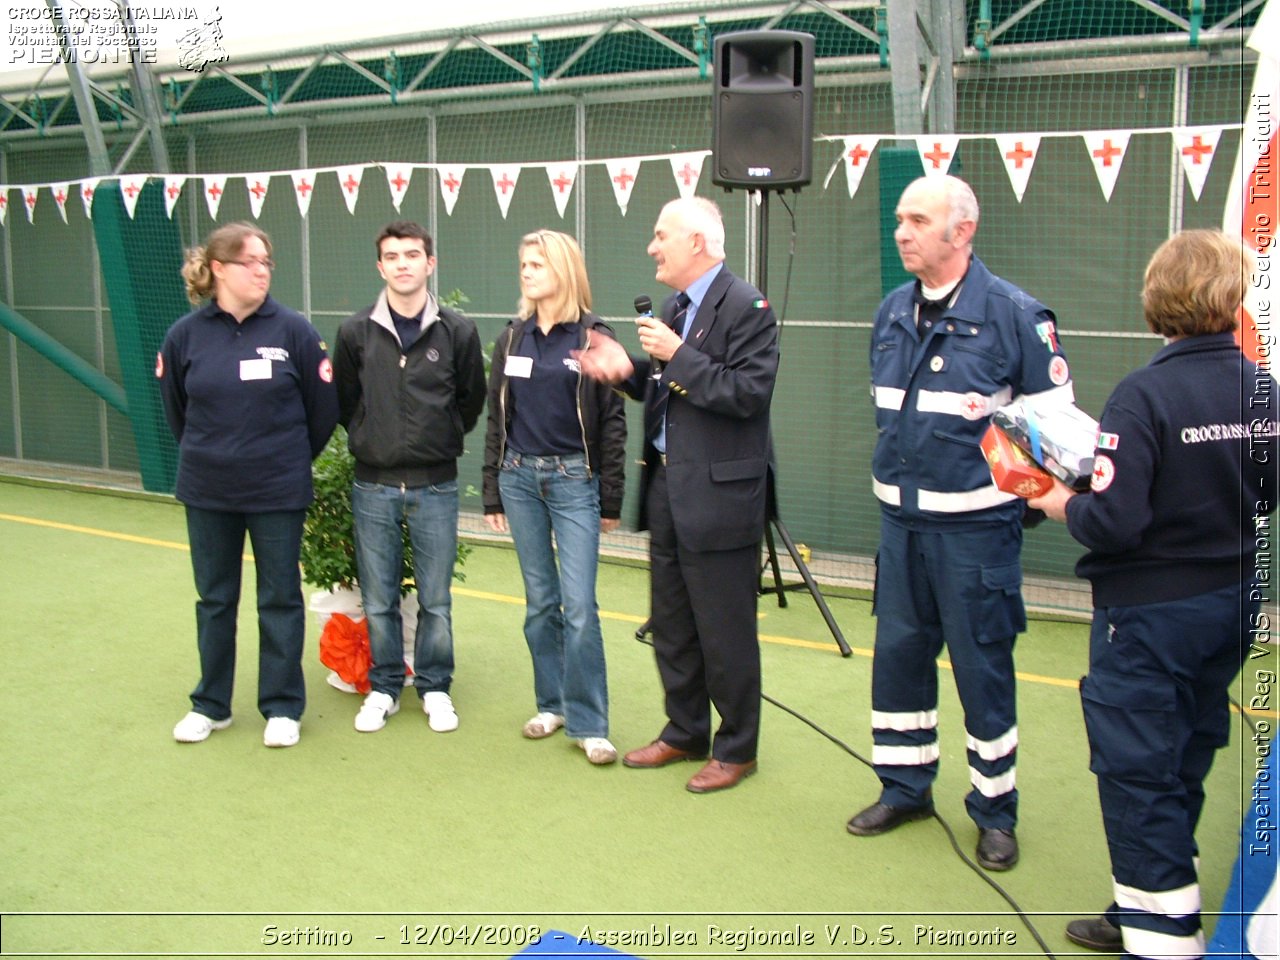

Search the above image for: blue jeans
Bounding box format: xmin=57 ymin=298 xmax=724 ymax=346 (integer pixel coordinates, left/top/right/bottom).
xmin=498 ymin=452 xmax=609 ymax=739
xmin=352 ymin=479 xmax=458 ymax=699
xmin=184 ymin=506 xmax=307 ymax=721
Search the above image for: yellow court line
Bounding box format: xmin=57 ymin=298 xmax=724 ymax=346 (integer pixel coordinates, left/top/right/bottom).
xmin=5 ymin=510 xmax=1275 ymax=716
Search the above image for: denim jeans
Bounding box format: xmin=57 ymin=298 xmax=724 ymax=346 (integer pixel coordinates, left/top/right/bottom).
xmin=352 ymin=479 xmax=458 ymax=699
xmin=184 ymin=506 xmax=307 ymax=721
xmin=498 ymin=452 xmax=609 ymax=739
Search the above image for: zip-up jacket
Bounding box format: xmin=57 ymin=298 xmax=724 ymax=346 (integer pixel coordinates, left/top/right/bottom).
xmin=334 ymin=290 xmax=486 ymax=487
xmin=482 ymin=314 xmax=627 ymax=520
xmin=1066 ymin=332 xmax=1279 ymax=607
xmin=870 ymin=255 xmax=1074 ymax=524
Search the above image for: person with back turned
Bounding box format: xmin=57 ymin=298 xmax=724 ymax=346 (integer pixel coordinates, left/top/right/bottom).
xmin=576 ymin=196 xmax=779 ymax=793
xmin=848 ymin=175 xmax=1074 ymax=870
xmin=1029 ymin=230 xmax=1278 ymax=960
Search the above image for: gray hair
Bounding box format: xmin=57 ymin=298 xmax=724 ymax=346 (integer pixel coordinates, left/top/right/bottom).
xmin=663 ymin=196 xmax=726 ymax=259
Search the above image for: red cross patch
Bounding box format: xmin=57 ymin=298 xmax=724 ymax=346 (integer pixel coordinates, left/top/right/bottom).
xmin=961 ymin=393 xmax=987 ymax=420
xmin=1048 ymin=356 xmax=1070 ymax=386
xmin=1090 ymin=454 xmax=1115 ymax=493
xmin=319 ymin=358 xmax=333 ymax=383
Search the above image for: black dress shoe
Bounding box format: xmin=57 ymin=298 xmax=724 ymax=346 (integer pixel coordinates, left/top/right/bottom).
xmin=846 ymin=797 xmax=934 ymax=836
xmin=1065 ymin=916 xmax=1123 ymax=952
xmin=976 ymin=827 xmax=1019 ymax=870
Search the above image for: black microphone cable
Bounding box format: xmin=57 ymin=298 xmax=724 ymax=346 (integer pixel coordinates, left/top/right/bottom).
xmin=633 ymin=625 xmax=1061 ymax=959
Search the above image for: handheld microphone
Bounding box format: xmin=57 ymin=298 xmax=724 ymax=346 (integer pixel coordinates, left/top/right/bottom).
xmin=634 ymin=295 xmax=662 ymax=377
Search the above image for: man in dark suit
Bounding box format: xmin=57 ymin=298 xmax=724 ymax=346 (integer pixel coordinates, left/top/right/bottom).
xmin=576 ymin=196 xmax=779 ymax=793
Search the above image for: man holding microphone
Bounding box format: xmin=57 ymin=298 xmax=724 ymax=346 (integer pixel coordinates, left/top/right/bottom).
xmin=576 ymin=196 xmax=779 ymax=794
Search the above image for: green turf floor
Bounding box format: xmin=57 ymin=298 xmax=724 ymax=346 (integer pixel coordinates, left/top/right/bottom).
xmin=1 ymin=479 xmax=1272 ymax=959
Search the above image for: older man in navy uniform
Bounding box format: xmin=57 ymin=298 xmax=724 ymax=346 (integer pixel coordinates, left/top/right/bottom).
xmin=848 ymin=176 xmax=1073 ymax=870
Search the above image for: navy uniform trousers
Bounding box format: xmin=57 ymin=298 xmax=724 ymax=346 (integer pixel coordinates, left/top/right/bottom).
xmin=1084 ymin=581 xmax=1251 ymax=960
xmin=871 ymin=513 xmax=1024 ymax=829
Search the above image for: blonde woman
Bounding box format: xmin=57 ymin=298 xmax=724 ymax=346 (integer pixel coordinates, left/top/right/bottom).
xmin=482 ymin=230 xmax=626 ymax=765
xmin=158 ymin=222 xmax=338 ymax=748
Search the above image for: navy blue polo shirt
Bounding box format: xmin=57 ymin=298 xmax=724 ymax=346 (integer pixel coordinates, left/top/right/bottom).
xmin=507 ymin=320 xmax=583 ymax=457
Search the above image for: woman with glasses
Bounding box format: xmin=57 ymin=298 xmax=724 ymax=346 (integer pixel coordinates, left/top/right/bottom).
xmin=158 ymin=222 xmax=338 ymax=748
xmin=482 ymin=230 xmax=626 ymax=765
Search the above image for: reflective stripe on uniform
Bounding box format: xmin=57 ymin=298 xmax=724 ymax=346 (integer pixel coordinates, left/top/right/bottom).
xmin=916 ymin=385 xmax=1012 ymax=418
xmin=873 ymin=478 xmax=901 ymax=506
xmin=967 ymin=725 xmax=1018 ymax=761
xmin=1114 ymin=880 xmax=1202 ymax=918
xmin=969 ymin=766 xmax=1017 ymax=798
xmin=917 ymin=484 xmax=1018 ymax=513
xmin=1120 ymin=926 xmax=1205 ymax=960
xmin=874 ymin=386 xmax=906 ymax=411
xmin=872 ymin=743 xmax=940 ymax=767
xmin=872 ymin=709 xmax=939 ymax=732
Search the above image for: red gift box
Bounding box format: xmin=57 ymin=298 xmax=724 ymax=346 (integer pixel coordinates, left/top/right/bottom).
xmin=981 ymin=423 xmax=1055 ymax=499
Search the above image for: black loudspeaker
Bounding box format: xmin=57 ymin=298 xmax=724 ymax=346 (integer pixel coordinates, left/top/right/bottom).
xmin=712 ymin=30 xmax=815 ymax=190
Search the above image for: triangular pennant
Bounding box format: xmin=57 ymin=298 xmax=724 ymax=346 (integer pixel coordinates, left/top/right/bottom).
xmin=79 ymin=178 xmax=100 ymax=219
xmin=336 ymin=165 xmax=364 ymax=215
xmin=1172 ymin=126 xmax=1222 ymax=202
xmin=544 ymin=163 xmax=578 ymax=218
xmin=668 ymin=152 xmax=706 ymax=200
xmin=437 ymin=166 xmax=465 ymax=216
xmin=384 ymin=165 xmax=412 ymax=213
xmin=51 ymin=182 xmax=70 ymax=223
xmin=290 ymin=170 xmax=318 ymax=218
xmin=488 ymin=165 xmax=521 ymax=220
xmin=203 ymin=175 xmax=227 ymax=220
xmin=163 ymin=175 xmax=186 ymax=219
xmin=20 ymin=185 xmax=38 ymax=223
xmin=0 ymin=186 xmax=9 ymax=227
xmin=120 ymin=176 xmax=147 ymax=219
xmin=1083 ymin=131 xmax=1131 ymax=202
xmin=840 ymin=137 xmax=879 ymax=198
xmin=915 ymin=136 xmax=960 ymax=176
xmin=605 ymin=158 xmax=641 ymax=216
xmin=993 ymin=134 xmax=1042 ymax=203
xmin=245 ymin=174 xmax=271 ymax=218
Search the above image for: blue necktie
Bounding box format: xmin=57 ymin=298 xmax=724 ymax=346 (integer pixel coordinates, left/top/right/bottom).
xmin=651 ymin=292 xmax=691 ymax=453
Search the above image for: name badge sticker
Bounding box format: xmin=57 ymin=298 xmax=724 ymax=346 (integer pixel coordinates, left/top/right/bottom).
xmin=240 ymin=358 xmax=273 ymax=381
xmin=504 ymin=355 xmax=534 ymax=379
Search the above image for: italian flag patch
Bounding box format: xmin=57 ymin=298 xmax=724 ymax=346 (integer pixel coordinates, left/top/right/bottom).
xmin=752 ymin=298 xmax=769 ymax=308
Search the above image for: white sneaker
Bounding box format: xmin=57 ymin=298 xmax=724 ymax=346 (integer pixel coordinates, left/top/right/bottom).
xmin=325 ymin=670 xmax=359 ymax=694
xmin=522 ymin=712 xmax=565 ymax=739
xmin=173 ymin=711 xmax=231 ymax=743
xmin=354 ymin=691 xmax=399 ymax=732
xmin=578 ymin=737 xmax=618 ymax=765
xmin=263 ymin=717 xmax=300 ymax=748
xmin=422 ymin=691 xmax=458 ymax=732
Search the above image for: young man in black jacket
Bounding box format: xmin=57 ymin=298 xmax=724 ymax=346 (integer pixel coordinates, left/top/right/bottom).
xmin=333 ymin=222 xmax=486 ymax=734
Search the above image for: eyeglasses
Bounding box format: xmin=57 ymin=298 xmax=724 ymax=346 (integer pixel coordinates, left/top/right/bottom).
xmin=223 ymin=258 xmax=275 ymax=271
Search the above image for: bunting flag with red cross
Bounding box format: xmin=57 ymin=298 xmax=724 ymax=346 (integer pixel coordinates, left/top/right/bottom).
xmin=437 ymin=166 xmax=465 ymax=216
xmin=1172 ymin=127 xmax=1223 ymax=201
xmin=915 ymin=136 xmax=960 ymax=177
xmin=79 ymin=178 xmax=100 ymax=219
xmin=0 ymin=186 xmax=9 ymax=227
xmin=246 ymin=174 xmax=271 ymax=218
xmin=605 ymin=157 xmax=641 ymax=216
xmin=290 ymin=170 xmax=318 ymax=218
xmin=336 ymin=165 xmax=363 ymax=215
xmin=203 ymin=175 xmax=227 ymax=220
xmin=1224 ymin=0 xmax=1278 ymax=364
xmin=543 ymin=163 xmax=578 ymax=219
xmin=384 ymin=165 xmax=413 ymax=213
xmin=50 ymin=182 xmax=71 ymax=223
xmin=839 ymin=137 xmax=878 ymax=198
xmin=489 ymin=165 xmax=521 ymax=220
xmin=668 ymin=151 xmax=706 ymax=200
xmin=21 ymin=186 xmax=38 ymax=223
xmin=1083 ymin=131 xmax=1131 ymax=201
xmin=994 ymin=134 xmax=1041 ymax=203
xmin=163 ymin=176 xmax=186 ymax=219
xmin=120 ymin=176 xmax=148 ymax=219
